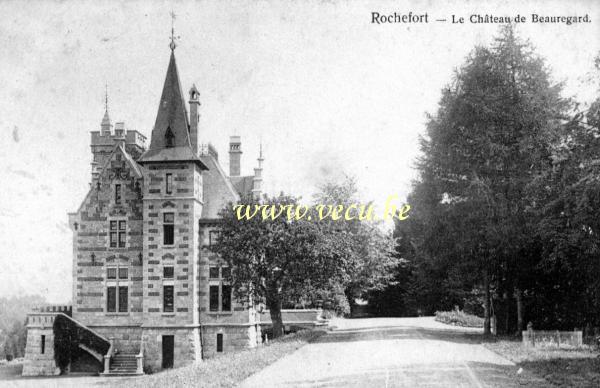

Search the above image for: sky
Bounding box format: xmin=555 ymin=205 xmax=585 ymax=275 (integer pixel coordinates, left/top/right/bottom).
xmin=0 ymin=0 xmax=598 ymax=303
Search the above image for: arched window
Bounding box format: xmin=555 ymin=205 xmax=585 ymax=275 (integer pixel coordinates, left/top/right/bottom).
xmin=165 ymin=127 xmax=175 ymax=148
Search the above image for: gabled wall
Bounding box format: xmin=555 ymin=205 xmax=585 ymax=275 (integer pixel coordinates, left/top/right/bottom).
xmin=69 ymin=146 xmax=145 ymax=345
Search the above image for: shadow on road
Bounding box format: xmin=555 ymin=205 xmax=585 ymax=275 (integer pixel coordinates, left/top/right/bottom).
xmin=265 ymin=361 xmax=544 ymax=388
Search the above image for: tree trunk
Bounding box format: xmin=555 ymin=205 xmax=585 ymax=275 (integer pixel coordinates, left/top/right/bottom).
xmin=483 ymin=270 xmax=491 ymax=336
xmin=266 ymin=292 xmax=284 ymax=339
xmin=344 ymin=287 xmax=356 ymax=318
xmin=515 ymin=287 xmax=523 ymax=337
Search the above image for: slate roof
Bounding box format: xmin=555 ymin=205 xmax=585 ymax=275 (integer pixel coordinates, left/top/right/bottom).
xmin=230 ymin=175 xmax=255 ymax=199
xmin=138 ymin=146 xmax=207 ymax=169
xmin=199 ymin=154 xmax=241 ymax=219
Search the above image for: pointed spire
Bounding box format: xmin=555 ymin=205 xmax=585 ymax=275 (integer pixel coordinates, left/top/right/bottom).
xmin=101 ymin=83 xmax=112 ymax=133
xmin=137 ymin=29 xmax=208 ymax=171
xmin=147 ymin=50 xmax=190 ymax=150
xmin=101 ymin=83 xmax=111 ymax=126
xmin=258 ymin=141 xmax=264 ymax=168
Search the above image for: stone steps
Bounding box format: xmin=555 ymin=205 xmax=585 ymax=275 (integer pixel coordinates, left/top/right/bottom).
xmin=102 ymin=353 xmax=143 ymax=376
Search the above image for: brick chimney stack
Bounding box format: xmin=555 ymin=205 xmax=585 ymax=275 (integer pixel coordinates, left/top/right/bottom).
xmin=229 ymin=135 xmax=242 ymax=177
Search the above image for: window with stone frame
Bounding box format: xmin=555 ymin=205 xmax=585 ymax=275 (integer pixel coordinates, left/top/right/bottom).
xmin=163 ymin=213 xmax=175 ymax=245
xmin=106 ymin=264 xmax=129 ymax=313
xmin=165 ymin=173 xmax=173 ymax=195
xmin=216 ymin=333 xmax=223 ymax=353
xmin=163 ymin=285 xmax=174 ymax=313
xmin=109 ymin=220 xmax=127 ymax=248
xmin=209 ymin=230 xmax=221 ymax=247
xmin=115 ymin=183 xmax=122 ymax=205
xmin=208 ymin=266 xmax=232 ymax=312
xmin=163 ymin=265 xmax=175 ymax=312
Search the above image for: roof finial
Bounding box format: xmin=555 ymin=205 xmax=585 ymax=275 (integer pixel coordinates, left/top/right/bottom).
xmin=258 ymin=138 xmax=264 ymax=168
xmin=104 ymin=82 xmax=108 ymax=113
xmin=169 ymin=11 xmax=178 ymax=51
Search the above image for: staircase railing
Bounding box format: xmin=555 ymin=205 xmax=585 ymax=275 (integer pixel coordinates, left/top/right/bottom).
xmin=103 ymin=339 xmax=114 ymax=374
xmin=51 ymin=313 xmax=111 ymax=374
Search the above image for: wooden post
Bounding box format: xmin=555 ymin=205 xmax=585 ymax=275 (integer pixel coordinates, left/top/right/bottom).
xmin=527 ymin=322 xmax=534 ymax=347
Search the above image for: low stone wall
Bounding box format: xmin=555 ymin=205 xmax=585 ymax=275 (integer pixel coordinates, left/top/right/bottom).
xmin=201 ymin=324 xmax=260 ymax=358
xmin=259 ymin=309 xmax=326 ymax=330
xmin=522 ymin=330 xmax=583 ymax=348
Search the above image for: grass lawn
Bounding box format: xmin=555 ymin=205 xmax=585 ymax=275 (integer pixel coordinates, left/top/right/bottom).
xmin=485 ymin=337 xmax=600 ymax=387
xmin=112 ymin=329 xmax=326 ymax=388
xmin=0 ymin=361 xmax=24 ymax=380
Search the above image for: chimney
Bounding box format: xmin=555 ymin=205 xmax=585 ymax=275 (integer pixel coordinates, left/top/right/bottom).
xmin=189 ymin=85 xmax=200 ymax=155
xmin=229 ymin=135 xmax=242 ymax=177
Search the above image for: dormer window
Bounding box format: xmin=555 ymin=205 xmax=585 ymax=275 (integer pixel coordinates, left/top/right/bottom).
xmin=165 ymin=127 xmax=175 ymax=148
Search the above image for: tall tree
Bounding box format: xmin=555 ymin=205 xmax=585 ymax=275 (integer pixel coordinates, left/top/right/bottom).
xmin=313 ymin=177 xmax=398 ymax=315
xmin=213 ymin=194 xmax=354 ymax=338
xmin=400 ymin=25 xmax=569 ymax=334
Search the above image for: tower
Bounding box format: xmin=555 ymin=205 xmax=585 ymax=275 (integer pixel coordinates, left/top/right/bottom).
xmin=137 ymin=34 xmax=208 ymax=369
xmin=90 ymin=87 xmax=146 ymax=184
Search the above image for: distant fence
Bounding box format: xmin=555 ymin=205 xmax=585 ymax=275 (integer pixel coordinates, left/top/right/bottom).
xmin=522 ymin=329 xmax=583 ymax=348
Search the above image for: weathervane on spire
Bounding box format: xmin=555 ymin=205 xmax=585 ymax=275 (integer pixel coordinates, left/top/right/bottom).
xmin=169 ymin=11 xmax=180 ymax=51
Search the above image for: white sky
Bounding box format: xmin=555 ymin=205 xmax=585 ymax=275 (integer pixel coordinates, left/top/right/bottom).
xmin=0 ymin=0 xmax=598 ymax=303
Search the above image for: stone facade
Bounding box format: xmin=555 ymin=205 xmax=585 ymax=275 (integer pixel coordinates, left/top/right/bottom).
xmin=24 ymin=46 xmax=266 ymax=376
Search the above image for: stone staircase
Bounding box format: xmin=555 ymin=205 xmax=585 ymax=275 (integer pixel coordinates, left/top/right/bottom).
xmin=104 ymin=353 xmax=143 ymax=376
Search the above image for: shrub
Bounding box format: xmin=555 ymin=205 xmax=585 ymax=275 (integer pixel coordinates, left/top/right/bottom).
xmin=435 ymin=307 xmax=484 ymax=328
